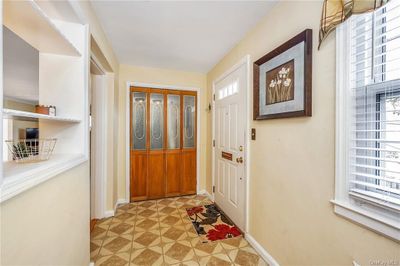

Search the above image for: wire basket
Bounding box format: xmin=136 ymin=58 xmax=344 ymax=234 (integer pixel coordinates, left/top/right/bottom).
xmin=5 ymin=138 xmax=57 ymax=163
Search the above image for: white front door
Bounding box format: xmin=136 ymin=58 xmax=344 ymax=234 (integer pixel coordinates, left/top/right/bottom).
xmin=214 ymin=62 xmax=247 ymax=230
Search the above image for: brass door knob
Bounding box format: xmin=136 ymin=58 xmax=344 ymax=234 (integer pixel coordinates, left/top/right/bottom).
xmin=236 ymin=157 xmax=243 ymax=163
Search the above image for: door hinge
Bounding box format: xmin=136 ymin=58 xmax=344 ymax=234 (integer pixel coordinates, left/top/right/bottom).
xmin=213 ymin=139 xmax=215 ymax=147
xmin=213 ymin=94 xmax=215 ymax=101
xmin=212 ymin=186 xmax=215 ymax=193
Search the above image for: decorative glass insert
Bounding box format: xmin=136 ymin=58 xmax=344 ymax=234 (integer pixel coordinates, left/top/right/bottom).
xmin=183 ymin=95 xmax=195 ymax=148
xmin=167 ymin=94 xmax=180 ymax=149
xmin=132 ymin=92 xmax=146 ymax=150
xmin=150 ymin=93 xmax=164 ymax=150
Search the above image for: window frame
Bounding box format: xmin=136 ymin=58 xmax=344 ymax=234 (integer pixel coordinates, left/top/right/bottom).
xmin=376 ymin=90 xmax=400 ymax=194
xmin=334 ymin=20 xmax=400 ymax=241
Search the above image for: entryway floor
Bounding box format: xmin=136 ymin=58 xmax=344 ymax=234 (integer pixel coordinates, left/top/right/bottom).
xmin=90 ymin=194 xmax=268 ymax=265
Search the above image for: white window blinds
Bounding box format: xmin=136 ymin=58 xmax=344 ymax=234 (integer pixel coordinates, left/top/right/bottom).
xmin=347 ymin=1 xmax=400 ymax=213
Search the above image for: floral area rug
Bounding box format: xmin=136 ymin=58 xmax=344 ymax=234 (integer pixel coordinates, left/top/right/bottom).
xmin=186 ymin=204 xmax=241 ymax=243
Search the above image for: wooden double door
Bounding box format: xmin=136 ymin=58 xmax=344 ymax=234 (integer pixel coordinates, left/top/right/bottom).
xmin=130 ymin=86 xmax=197 ymax=201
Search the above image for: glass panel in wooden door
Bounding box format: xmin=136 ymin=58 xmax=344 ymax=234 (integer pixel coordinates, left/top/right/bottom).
xmin=181 ymin=94 xmax=196 ymax=195
xmin=148 ymin=92 xmax=166 ymax=198
xmin=130 ymin=90 xmax=148 ymax=201
xmin=183 ymin=95 xmax=195 ymax=148
xmin=166 ymin=93 xmax=181 ymax=196
xmin=150 ymin=93 xmax=164 ymax=150
xmin=132 ymin=92 xmax=147 ymax=150
xmin=167 ymin=94 xmax=180 ymax=149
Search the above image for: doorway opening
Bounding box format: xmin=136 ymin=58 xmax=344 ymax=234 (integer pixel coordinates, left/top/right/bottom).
xmin=129 ymin=86 xmax=198 ymax=201
xmin=212 ymin=56 xmax=250 ymax=232
xmin=125 ymin=82 xmax=201 ymax=201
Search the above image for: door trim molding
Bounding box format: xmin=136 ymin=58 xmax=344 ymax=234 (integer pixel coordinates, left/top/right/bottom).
xmin=91 ymin=74 xmax=107 ymax=219
xmin=125 ymin=81 xmax=202 ymax=202
xmin=90 ymin=53 xmax=114 ymax=220
xmin=212 ymin=55 xmax=251 ymax=233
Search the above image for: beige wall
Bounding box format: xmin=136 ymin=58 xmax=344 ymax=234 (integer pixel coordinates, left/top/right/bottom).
xmin=206 ymin=1 xmax=400 ymax=265
xmin=117 ymin=64 xmax=208 ymax=200
xmin=0 ymin=162 xmax=90 ymax=265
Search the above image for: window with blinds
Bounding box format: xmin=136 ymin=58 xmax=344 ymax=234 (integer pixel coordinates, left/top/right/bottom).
xmin=347 ymin=1 xmax=400 ymax=214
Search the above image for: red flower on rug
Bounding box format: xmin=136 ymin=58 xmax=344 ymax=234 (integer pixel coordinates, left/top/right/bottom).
xmin=206 ymin=224 xmax=241 ymax=241
xmin=187 ymin=206 xmax=204 ymax=216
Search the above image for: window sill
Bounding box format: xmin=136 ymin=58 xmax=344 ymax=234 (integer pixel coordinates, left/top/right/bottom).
xmin=1 ymin=154 xmax=87 ymax=203
xmin=331 ymin=200 xmax=400 ymax=241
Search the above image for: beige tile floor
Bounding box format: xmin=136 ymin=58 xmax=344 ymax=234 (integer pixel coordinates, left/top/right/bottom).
xmin=90 ymin=194 xmax=268 ymax=266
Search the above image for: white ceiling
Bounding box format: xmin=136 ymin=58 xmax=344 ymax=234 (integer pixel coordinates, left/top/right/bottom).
xmin=91 ymin=1 xmax=276 ymax=73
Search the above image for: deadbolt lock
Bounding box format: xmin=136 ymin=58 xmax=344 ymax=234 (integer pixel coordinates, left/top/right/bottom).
xmin=236 ymin=157 xmax=243 ymax=163
xmin=239 ymin=146 xmax=243 ymax=151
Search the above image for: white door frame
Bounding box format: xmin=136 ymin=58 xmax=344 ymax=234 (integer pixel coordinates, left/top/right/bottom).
xmin=212 ymin=55 xmax=251 ymax=233
xmin=125 ymin=81 xmax=202 ymax=202
xmin=90 ymin=54 xmax=109 ymax=219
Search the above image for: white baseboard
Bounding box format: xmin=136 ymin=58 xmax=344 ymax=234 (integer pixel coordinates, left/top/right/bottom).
xmin=104 ymin=210 xmax=114 ymax=218
xmin=104 ymin=199 xmax=128 ymax=218
xmin=198 ymin=189 xmax=213 ymax=201
xmin=115 ymin=198 xmax=129 ymax=211
xmin=245 ymin=234 xmax=279 ymax=266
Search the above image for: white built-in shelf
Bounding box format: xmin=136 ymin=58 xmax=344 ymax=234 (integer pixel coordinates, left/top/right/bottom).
xmin=1 ymin=154 xmax=87 ymax=203
xmin=3 ymin=0 xmax=81 ymax=57
xmin=3 ymin=109 xmax=81 ymax=123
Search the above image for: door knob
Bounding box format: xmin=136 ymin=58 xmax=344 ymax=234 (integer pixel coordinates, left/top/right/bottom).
xmin=236 ymin=157 xmax=243 ymax=163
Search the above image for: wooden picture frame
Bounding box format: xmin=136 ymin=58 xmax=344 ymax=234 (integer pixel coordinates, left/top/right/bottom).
xmin=253 ymin=29 xmax=312 ymax=120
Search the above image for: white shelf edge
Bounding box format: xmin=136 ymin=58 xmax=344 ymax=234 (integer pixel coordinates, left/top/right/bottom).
xmin=3 ymin=108 xmax=81 ymax=123
xmin=3 ymin=0 xmax=81 ymax=57
xmin=1 ymin=154 xmax=87 ymax=203
xmin=30 ymin=0 xmax=81 ymax=57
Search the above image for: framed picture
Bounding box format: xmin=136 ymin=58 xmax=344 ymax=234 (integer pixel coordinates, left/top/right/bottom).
xmin=253 ymin=29 xmax=312 ymax=120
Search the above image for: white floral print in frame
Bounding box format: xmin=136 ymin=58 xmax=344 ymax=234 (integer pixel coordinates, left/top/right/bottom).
xmin=253 ymin=29 xmax=312 ymax=120
xmin=266 ymin=60 xmax=294 ymax=105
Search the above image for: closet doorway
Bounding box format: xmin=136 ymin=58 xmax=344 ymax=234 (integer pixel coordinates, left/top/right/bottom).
xmin=130 ymin=86 xmax=197 ymax=201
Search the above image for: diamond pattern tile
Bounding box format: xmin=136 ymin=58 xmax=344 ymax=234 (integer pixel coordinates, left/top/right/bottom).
xmin=171 ymin=260 xmax=200 ymax=266
xmin=158 ymin=206 xmax=178 ymax=215
xmin=157 ymin=198 xmax=176 ymax=206
xmin=131 ymin=246 xmax=163 ymax=265
xmin=135 ymin=218 xmax=159 ymax=231
xmin=95 ymin=252 xmax=130 ymax=266
xmin=90 ymin=239 xmax=102 ymax=260
xmin=96 ymin=217 xmax=113 ymax=225
xmin=220 ymin=236 xmax=249 ymax=250
xmin=139 ymin=201 xmax=156 ymax=208
xmin=90 ymin=195 xmax=266 ymax=265
xmin=91 ymin=224 xmax=108 ymax=240
xmin=100 ymin=235 xmax=132 ymax=255
xmin=108 ymin=222 xmax=134 ymax=236
xmin=164 ymin=240 xmax=195 ymax=264
xmin=118 ymin=203 xmax=137 ymax=212
xmin=133 ymin=230 xmax=161 ymax=249
xmin=191 ymin=238 xmax=224 ymax=257
xmin=198 ymin=253 xmax=233 ymax=266
xmin=137 ymin=208 xmax=157 ymax=218
xmin=161 ymin=226 xmax=188 ymax=243
xmin=160 ymin=215 xmax=182 ymax=227
xmin=114 ymin=212 xmax=135 ymax=221
xmin=227 ymin=246 xmax=267 ymax=266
